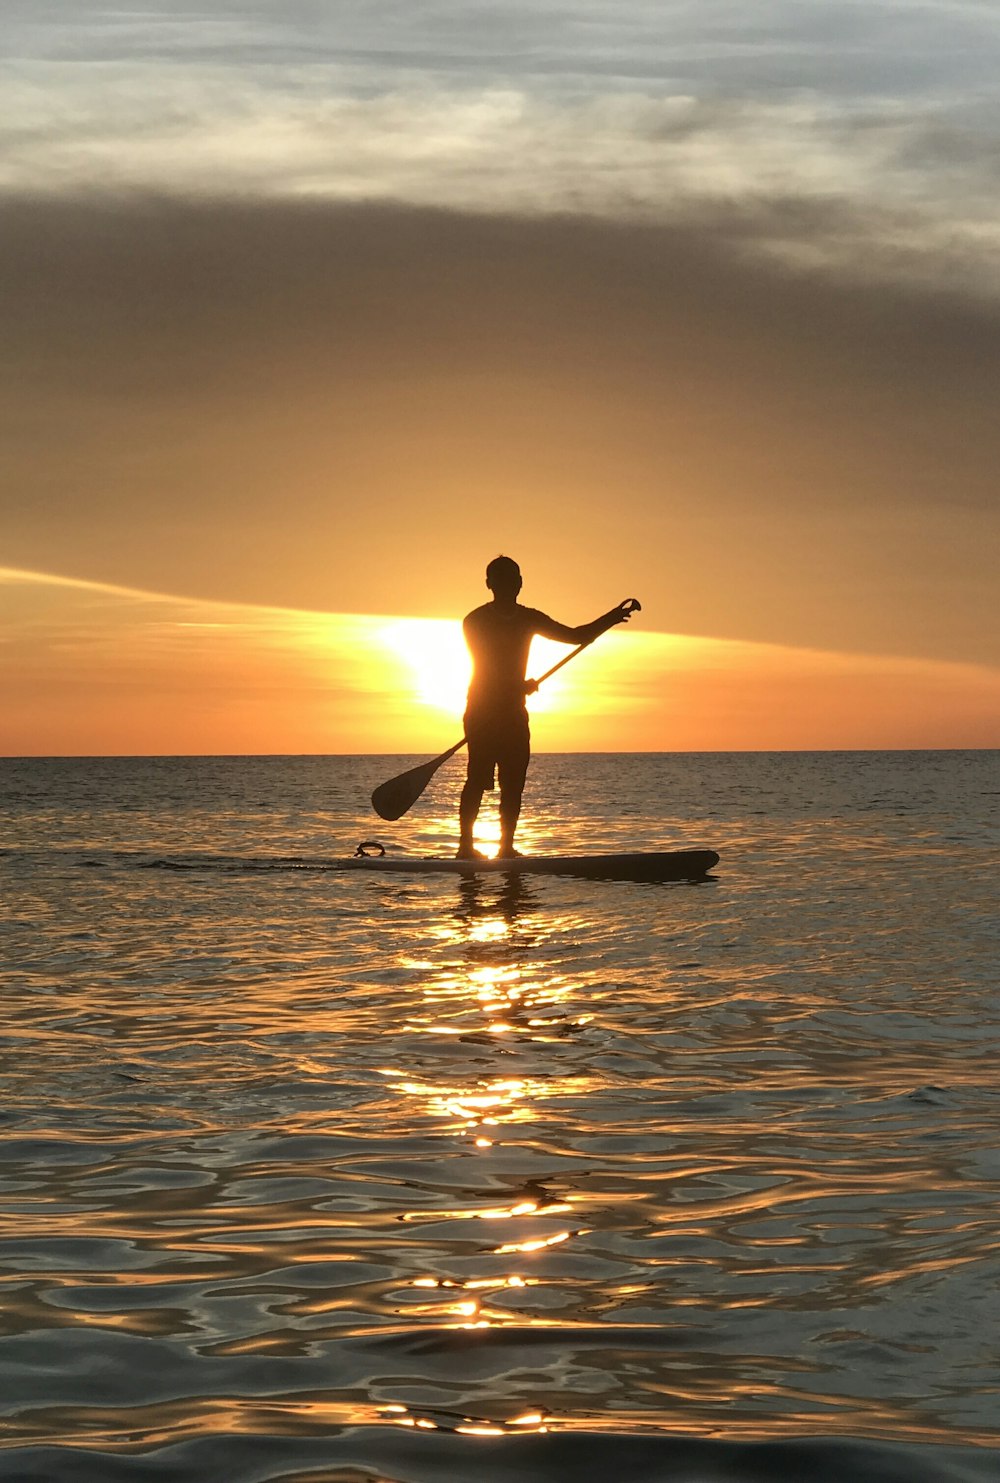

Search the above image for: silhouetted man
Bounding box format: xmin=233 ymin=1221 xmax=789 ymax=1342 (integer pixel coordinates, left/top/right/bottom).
xmin=458 ymin=556 xmax=635 ymax=859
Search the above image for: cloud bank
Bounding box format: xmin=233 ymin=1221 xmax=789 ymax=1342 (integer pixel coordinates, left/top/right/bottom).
xmin=4 ymin=1 xmax=1000 ymax=294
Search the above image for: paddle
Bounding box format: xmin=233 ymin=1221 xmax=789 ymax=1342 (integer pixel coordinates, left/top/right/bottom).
xmin=370 ymin=599 xmax=641 ymax=821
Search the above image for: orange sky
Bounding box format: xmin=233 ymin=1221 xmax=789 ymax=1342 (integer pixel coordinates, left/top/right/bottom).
xmin=3 ymin=568 xmax=998 ymax=755
xmin=4 ymin=197 xmax=997 ymax=682
xmin=3 ymin=9 xmax=1000 ymax=753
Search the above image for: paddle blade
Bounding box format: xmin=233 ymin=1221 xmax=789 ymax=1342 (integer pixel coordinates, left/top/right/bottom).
xmin=371 ymin=739 xmax=466 ymax=820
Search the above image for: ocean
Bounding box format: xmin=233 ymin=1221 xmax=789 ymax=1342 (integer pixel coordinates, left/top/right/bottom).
xmin=2 ymin=751 xmax=999 ymax=1482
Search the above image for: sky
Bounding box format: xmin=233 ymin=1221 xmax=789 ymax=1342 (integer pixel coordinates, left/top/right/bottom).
xmin=2 ymin=1 xmax=999 ymax=752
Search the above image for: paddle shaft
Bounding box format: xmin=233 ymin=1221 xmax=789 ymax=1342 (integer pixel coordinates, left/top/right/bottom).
xmin=530 ymin=638 xmax=592 ymax=689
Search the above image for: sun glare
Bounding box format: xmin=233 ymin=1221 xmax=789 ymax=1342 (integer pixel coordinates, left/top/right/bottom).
xmin=378 ymin=618 xmax=471 ymax=716
xmin=374 ymin=617 xmax=607 ymax=725
xmin=375 ymin=618 xmax=587 ymax=721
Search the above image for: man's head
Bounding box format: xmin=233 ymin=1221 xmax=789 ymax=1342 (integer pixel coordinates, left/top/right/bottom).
xmin=485 ymin=555 xmax=522 ymax=600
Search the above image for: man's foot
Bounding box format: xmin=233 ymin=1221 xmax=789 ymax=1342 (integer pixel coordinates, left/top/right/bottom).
xmin=456 ymin=845 xmax=488 ymax=860
xmin=497 ymin=846 xmax=524 ymax=859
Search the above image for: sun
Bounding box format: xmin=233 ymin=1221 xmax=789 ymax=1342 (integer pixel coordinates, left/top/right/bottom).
xmin=377 ymin=618 xmax=472 ymax=715
xmin=376 ymin=618 xmax=585 ymax=720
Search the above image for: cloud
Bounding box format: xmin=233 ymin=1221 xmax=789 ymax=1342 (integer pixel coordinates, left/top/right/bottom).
xmin=4 ymin=0 xmax=1000 ymax=312
xmin=7 ymin=1 xmax=1000 ymax=97
xmin=3 ymin=67 xmax=999 ymax=276
xmin=3 ymin=14 xmax=1000 ymax=298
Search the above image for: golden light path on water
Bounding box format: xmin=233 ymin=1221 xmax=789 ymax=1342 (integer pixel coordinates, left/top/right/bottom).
xmin=371 ymin=883 xmax=594 ymax=1434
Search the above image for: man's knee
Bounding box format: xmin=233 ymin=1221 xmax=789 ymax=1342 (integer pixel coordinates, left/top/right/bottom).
xmin=497 ymin=764 xmax=528 ymax=801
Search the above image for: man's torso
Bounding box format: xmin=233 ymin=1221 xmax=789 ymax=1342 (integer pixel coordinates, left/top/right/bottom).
xmin=463 ymin=602 xmax=550 ymax=716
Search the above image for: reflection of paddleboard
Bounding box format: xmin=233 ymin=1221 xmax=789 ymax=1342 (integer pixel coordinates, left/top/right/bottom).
xmin=340 ymin=850 xmax=719 ymax=882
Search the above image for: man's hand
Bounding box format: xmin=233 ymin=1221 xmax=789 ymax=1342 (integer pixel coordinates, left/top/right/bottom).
xmin=616 ymin=597 xmax=642 ymax=623
xmin=524 ymin=678 xmax=539 ymax=695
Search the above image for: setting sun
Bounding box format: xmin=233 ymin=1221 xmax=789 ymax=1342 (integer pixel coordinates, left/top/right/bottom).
xmin=373 ymin=618 xmax=579 ymax=720
xmin=376 ymin=619 xmax=470 ymax=716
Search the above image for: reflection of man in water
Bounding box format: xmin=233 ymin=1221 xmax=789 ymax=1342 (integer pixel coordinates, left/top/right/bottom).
xmin=458 ymin=556 xmax=634 ymax=859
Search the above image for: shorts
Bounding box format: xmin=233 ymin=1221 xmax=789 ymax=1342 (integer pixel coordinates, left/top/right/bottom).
xmin=464 ymin=707 xmax=530 ymax=793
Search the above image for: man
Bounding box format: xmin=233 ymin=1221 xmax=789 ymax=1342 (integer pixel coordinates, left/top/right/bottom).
xmin=458 ymin=555 xmax=635 ymax=859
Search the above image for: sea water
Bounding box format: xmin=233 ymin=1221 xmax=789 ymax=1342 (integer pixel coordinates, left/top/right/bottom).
xmin=1 ymin=752 xmax=999 ymax=1482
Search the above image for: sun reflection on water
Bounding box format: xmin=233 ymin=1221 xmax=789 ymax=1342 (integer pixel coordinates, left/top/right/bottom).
xmin=401 ymin=884 xmax=590 ymax=1048
xmin=380 ymin=1401 xmax=550 ymax=1435
xmin=385 ymin=1072 xmax=562 ymax=1141
xmin=372 ymin=870 xmax=594 ymax=1433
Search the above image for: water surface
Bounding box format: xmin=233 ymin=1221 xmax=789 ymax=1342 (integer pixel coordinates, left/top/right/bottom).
xmin=2 ymin=752 xmax=999 ymax=1480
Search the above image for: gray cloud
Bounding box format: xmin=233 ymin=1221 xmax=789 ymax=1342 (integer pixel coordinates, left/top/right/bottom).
xmin=5 ymin=1 xmax=1000 ymax=311
xmin=4 ymin=70 xmax=1000 ymax=304
xmin=7 ymin=1 xmax=1000 ymax=97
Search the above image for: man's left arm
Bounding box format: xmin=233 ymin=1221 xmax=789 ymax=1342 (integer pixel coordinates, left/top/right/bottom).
xmin=530 ymin=601 xmax=637 ymax=647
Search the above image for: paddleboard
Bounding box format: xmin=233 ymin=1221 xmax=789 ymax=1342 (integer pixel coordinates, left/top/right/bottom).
xmin=338 ymin=849 xmax=719 ymax=882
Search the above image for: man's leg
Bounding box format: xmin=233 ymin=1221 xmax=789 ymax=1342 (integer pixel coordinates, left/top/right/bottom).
xmin=458 ymin=778 xmax=486 ymax=858
xmin=497 ymin=733 xmax=529 ymax=858
xmin=459 ymin=718 xmax=495 ymax=858
xmin=497 ymin=779 xmax=524 ymax=857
